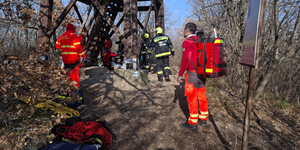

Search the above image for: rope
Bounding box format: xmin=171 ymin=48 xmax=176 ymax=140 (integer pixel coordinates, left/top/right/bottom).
xmin=56 ymin=121 xmax=113 ymax=148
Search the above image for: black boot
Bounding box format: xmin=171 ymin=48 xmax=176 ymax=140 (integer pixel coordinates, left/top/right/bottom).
xmin=158 ymin=77 xmax=164 ymax=82
xmin=198 ymin=120 xmax=207 ymax=127
xmin=179 ymin=122 xmax=198 ymax=131
xmin=165 ymin=76 xmax=171 ymax=82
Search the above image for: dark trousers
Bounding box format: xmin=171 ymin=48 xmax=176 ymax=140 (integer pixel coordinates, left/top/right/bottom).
xmin=140 ymin=54 xmax=149 ymax=69
xmin=156 ymin=56 xmax=170 ymax=78
xmin=120 ymin=56 xmax=124 ymax=65
xmin=103 ymin=62 xmax=114 ymax=70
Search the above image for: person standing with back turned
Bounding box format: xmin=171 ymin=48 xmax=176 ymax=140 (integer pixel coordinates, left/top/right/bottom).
xmin=55 ymin=23 xmax=87 ymax=88
xmin=150 ymin=27 xmax=174 ymax=82
xmin=177 ymin=22 xmax=209 ymax=131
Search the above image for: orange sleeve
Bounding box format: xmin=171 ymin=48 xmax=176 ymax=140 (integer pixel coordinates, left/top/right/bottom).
xmin=55 ymin=36 xmax=62 ymax=50
xmin=73 ymin=37 xmax=86 ymax=59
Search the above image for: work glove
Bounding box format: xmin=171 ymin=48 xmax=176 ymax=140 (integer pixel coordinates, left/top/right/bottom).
xmin=83 ymin=58 xmax=87 ymax=62
xmin=171 ymin=51 xmax=175 ymax=56
xmin=118 ymin=52 xmax=123 ymax=55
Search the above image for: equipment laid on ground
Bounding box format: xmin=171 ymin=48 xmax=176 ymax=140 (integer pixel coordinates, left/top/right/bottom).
xmin=56 ymin=90 xmax=84 ymax=108
xmin=3 ymin=55 xmax=18 ymax=67
xmin=188 ymin=37 xmax=226 ymax=78
xmin=39 ymin=141 xmax=102 ymax=150
xmin=44 ymin=118 xmax=116 ymax=150
xmin=18 ymin=97 xmax=80 ymax=118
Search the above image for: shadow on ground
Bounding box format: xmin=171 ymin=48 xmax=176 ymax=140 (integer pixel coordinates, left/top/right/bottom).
xmin=78 ymin=67 xmax=300 ymax=150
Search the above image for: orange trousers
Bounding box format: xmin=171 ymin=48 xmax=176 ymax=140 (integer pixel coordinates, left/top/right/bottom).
xmin=65 ymin=64 xmax=81 ymax=88
xmin=185 ymin=71 xmax=209 ymax=125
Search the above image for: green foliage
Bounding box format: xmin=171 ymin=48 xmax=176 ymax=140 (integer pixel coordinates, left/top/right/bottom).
xmin=267 ymin=95 xmax=291 ymax=109
xmin=206 ymin=86 xmax=220 ymax=98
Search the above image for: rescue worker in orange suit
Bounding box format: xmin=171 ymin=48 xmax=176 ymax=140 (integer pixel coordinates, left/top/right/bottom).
xmin=140 ymin=33 xmax=151 ymax=70
xmin=103 ymin=39 xmax=122 ymax=70
xmin=177 ymin=22 xmax=208 ymax=130
xmin=150 ymin=27 xmax=174 ymax=82
xmin=55 ymin=23 xmax=87 ymax=88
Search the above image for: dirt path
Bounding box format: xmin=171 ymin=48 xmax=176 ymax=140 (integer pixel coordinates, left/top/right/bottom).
xmin=79 ymin=67 xmax=300 ymax=150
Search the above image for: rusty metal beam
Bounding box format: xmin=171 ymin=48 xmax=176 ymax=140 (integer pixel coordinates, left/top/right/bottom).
xmin=118 ymin=6 xmax=155 ymax=12
xmin=137 ymin=0 xmax=154 ymax=57
xmin=39 ymin=0 xmax=77 ymax=46
xmin=86 ymin=10 xmax=98 ymax=32
xmin=84 ymin=14 xmax=102 ymax=51
xmin=90 ymin=0 xmax=127 ymax=51
xmin=108 ymin=15 xmax=124 ymax=39
xmin=91 ymin=0 xmax=124 ymax=38
xmin=155 ymin=0 xmax=164 ymax=31
xmin=78 ymin=3 xmax=93 ymax=36
xmin=73 ymin=4 xmax=83 ymax=23
xmin=123 ymin=0 xmax=138 ymax=59
xmin=37 ymin=0 xmax=53 ymax=46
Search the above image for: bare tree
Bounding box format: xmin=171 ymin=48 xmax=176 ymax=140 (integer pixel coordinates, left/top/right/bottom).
xmin=187 ymin=0 xmax=300 ymax=105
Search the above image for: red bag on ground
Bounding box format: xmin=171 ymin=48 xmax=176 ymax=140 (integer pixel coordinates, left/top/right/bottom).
xmin=56 ymin=121 xmax=113 ymax=148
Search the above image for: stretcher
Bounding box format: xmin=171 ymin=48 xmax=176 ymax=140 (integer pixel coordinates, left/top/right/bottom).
xmin=18 ymin=97 xmax=80 ymax=118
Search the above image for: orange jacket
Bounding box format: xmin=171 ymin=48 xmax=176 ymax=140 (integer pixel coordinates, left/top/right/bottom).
xmin=55 ymin=24 xmax=86 ymax=64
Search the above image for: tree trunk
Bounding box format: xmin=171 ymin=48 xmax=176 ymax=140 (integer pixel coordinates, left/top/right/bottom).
xmin=254 ymin=8 xmax=300 ymax=101
xmin=24 ymin=0 xmax=29 ymax=50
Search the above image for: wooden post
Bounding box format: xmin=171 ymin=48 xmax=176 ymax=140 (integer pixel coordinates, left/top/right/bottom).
xmin=155 ymin=0 xmax=164 ymax=31
xmin=241 ymin=0 xmax=266 ymax=149
xmin=37 ymin=0 xmax=53 ymax=46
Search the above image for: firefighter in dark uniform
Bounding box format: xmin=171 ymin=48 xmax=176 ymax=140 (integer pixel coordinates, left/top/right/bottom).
xmin=140 ymin=33 xmax=152 ymax=70
xmin=116 ymin=33 xmax=125 ymax=65
xmin=150 ymin=27 xmax=174 ymax=82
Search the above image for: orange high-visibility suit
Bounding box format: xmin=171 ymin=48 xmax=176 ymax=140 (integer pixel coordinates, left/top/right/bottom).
xmin=55 ymin=23 xmax=86 ymax=88
xmin=178 ymin=34 xmax=209 ymax=125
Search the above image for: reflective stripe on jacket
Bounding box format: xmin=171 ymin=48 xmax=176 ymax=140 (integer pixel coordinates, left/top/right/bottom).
xmin=55 ymin=31 xmax=86 ymax=64
xmin=150 ymin=34 xmax=174 ymax=58
xmin=140 ymin=38 xmax=151 ymax=54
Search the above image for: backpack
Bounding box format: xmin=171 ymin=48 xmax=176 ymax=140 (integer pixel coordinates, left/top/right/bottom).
xmin=51 ymin=120 xmax=114 ymax=149
xmin=188 ymin=36 xmax=226 ymax=78
xmin=39 ymin=141 xmax=102 ymax=150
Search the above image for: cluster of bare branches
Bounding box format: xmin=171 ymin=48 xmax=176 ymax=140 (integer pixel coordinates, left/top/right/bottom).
xmin=186 ymin=0 xmax=300 ymax=105
xmin=0 ymin=0 xmax=86 ymax=109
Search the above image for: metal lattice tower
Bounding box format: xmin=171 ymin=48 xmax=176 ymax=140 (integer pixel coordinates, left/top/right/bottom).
xmin=37 ymin=0 xmax=164 ymax=64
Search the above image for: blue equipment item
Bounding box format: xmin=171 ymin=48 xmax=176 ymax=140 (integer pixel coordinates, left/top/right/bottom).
xmin=38 ymin=142 xmax=102 ymax=150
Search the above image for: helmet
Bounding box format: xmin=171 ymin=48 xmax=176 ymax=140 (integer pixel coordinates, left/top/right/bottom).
xmin=144 ymin=33 xmax=149 ymax=39
xmin=155 ymin=27 xmax=163 ymax=34
xmin=66 ymin=23 xmax=76 ymax=33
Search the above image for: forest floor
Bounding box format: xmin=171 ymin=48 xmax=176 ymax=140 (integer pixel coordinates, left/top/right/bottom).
xmin=79 ymin=66 xmax=300 ymax=150
xmin=0 ymin=66 xmax=299 ymax=150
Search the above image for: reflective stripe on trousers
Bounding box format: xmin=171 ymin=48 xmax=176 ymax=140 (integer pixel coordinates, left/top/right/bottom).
xmin=185 ymin=72 xmax=208 ymax=124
